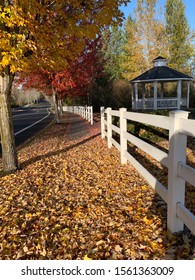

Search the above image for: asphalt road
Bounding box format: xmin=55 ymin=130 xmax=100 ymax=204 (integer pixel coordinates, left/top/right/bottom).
xmin=12 ymin=101 xmax=54 ymax=147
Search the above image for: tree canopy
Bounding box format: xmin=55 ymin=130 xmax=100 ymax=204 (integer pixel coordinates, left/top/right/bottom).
xmin=0 ymin=0 xmax=130 ymax=172
xmin=165 ymin=0 xmax=194 ymax=73
xmin=0 ymin=0 xmax=130 ymax=75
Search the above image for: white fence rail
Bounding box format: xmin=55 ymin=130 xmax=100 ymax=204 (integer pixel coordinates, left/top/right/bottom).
xmin=101 ymin=106 xmax=195 ymax=234
xmin=63 ymin=106 xmax=93 ymax=125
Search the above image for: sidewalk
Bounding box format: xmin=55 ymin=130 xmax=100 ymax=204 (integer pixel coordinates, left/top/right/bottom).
xmin=64 ymin=112 xmax=100 ymax=141
xmin=0 ymin=112 xmax=194 ymax=260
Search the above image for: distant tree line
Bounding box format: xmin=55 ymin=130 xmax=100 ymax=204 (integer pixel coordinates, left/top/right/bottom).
xmin=11 ymin=86 xmax=42 ymax=107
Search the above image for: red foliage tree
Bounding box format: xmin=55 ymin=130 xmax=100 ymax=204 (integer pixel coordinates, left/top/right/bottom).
xmin=18 ymin=37 xmax=105 ymax=122
xmin=53 ymin=37 xmax=105 ymax=98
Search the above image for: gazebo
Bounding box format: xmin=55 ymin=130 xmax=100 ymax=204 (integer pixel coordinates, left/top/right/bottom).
xmin=130 ymin=56 xmax=193 ymax=110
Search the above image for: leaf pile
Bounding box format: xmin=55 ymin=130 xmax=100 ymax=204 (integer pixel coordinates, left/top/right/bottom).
xmin=0 ymin=113 xmax=194 ymax=260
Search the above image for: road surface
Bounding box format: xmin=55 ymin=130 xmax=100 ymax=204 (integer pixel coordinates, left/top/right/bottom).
xmin=12 ymin=101 xmax=53 ymax=147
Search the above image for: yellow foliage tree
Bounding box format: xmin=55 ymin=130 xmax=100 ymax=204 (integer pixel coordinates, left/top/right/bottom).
xmin=0 ymin=0 xmax=130 ymax=171
xmin=134 ymin=0 xmax=167 ymax=69
xmin=121 ymin=15 xmax=145 ymax=81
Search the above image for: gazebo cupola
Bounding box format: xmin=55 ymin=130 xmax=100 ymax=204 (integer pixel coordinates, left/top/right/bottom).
xmin=153 ymin=56 xmax=167 ymax=67
xmin=130 ymin=56 xmax=193 ymax=110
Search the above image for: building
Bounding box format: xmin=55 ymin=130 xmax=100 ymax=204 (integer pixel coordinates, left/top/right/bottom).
xmin=131 ymin=56 xmax=193 ymax=110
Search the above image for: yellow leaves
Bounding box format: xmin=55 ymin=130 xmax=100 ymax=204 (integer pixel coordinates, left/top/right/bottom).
xmin=127 ymin=205 xmax=133 ymax=212
xmin=143 ymin=216 xmax=153 ymax=225
xmin=149 ymin=241 xmax=160 ymax=251
xmin=0 ymin=7 xmax=11 ymax=20
xmin=0 ymin=5 xmax=26 ymax=28
xmin=52 ymin=224 xmax=61 ymax=231
xmin=83 ymin=254 xmax=92 ymax=260
xmin=0 ymin=5 xmax=31 ymax=73
xmin=0 ymin=12 xmax=6 ymax=19
xmin=1 ymin=55 xmax=11 ymax=67
xmin=3 ymin=7 xmax=11 ymax=14
xmin=8 ymin=195 xmax=13 ymax=201
xmin=63 ymin=168 xmax=67 ymax=178
xmin=141 ymin=185 xmax=148 ymax=191
xmin=25 ymin=213 xmax=32 ymax=220
xmin=0 ymin=34 xmax=29 ymax=72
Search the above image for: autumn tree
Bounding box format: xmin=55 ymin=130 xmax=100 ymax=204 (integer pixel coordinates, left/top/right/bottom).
xmin=21 ymin=37 xmax=104 ymax=121
xmin=0 ymin=0 xmax=130 ymax=172
xmin=165 ymin=0 xmax=194 ymax=73
xmin=121 ymin=15 xmax=145 ymax=80
xmin=20 ymin=70 xmax=63 ymax=123
xmin=134 ymin=0 xmax=167 ymax=69
xmin=94 ymin=26 xmax=133 ymax=109
xmin=56 ymin=38 xmax=105 ymax=100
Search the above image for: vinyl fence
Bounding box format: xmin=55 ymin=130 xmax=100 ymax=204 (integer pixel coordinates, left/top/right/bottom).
xmin=101 ymin=106 xmax=195 ymax=234
xmin=63 ymin=106 xmax=93 ymax=125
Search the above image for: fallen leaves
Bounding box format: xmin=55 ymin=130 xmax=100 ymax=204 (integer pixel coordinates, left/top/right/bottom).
xmin=0 ymin=113 xmax=194 ymax=260
xmin=83 ymin=254 xmax=92 ymax=260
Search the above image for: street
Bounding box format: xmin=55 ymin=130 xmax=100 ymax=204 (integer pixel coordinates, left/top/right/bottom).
xmin=12 ymin=101 xmax=54 ymax=147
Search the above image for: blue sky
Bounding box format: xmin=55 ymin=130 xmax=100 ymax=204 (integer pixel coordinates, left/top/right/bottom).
xmin=120 ymin=0 xmax=195 ymax=31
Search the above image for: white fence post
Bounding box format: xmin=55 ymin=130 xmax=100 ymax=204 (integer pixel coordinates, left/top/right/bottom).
xmin=83 ymin=107 xmax=85 ymax=118
xmin=85 ymin=106 xmax=87 ymax=120
xmin=120 ymin=108 xmax=127 ymax=164
xmin=87 ymin=107 xmax=90 ymax=121
xmin=101 ymin=107 xmax=105 ymax=139
xmin=90 ymin=106 xmax=93 ymax=125
xmin=168 ymin=110 xmax=189 ymax=233
xmin=82 ymin=107 xmax=84 ymax=118
xmin=107 ymin=107 xmax=112 ymax=148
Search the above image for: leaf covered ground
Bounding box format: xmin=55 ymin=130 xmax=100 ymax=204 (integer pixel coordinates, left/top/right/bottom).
xmin=0 ymin=113 xmax=194 ymax=260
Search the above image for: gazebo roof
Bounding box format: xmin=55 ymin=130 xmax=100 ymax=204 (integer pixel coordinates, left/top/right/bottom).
xmin=131 ymin=57 xmax=193 ymax=83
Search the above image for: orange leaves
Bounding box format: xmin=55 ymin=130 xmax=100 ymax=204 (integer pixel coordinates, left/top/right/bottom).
xmin=0 ymin=114 xmax=194 ymax=260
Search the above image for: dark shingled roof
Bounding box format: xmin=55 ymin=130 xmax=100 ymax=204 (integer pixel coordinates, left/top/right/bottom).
xmin=153 ymin=56 xmax=166 ymax=61
xmin=131 ymin=66 xmax=193 ymax=83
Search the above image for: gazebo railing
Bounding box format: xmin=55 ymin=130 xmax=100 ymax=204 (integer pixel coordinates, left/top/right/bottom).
xmin=157 ymin=98 xmax=178 ymax=108
xmin=135 ymin=97 xmax=187 ymax=110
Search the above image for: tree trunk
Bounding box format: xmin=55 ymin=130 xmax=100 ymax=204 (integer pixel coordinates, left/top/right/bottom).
xmin=0 ymin=74 xmax=19 ymax=172
xmin=59 ymin=99 xmax=64 ymax=116
xmin=52 ymin=88 xmax=60 ymax=123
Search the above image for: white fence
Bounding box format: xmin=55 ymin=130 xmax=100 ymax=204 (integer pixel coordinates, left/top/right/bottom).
xmin=101 ymin=106 xmax=195 ymax=234
xmin=63 ymin=106 xmax=93 ymax=125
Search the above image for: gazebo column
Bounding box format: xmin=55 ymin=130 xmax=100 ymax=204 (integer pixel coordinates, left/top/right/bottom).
xmin=142 ymin=83 xmax=145 ymax=109
xmin=134 ymin=83 xmax=138 ymax=110
xmin=187 ymin=81 xmax=190 ymax=108
xmin=154 ymin=81 xmax=158 ymax=110
xmin=177 ymin=80 xmax=182 ymax=109
xmin=132 ymin=86 xmax=135 ymax=109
